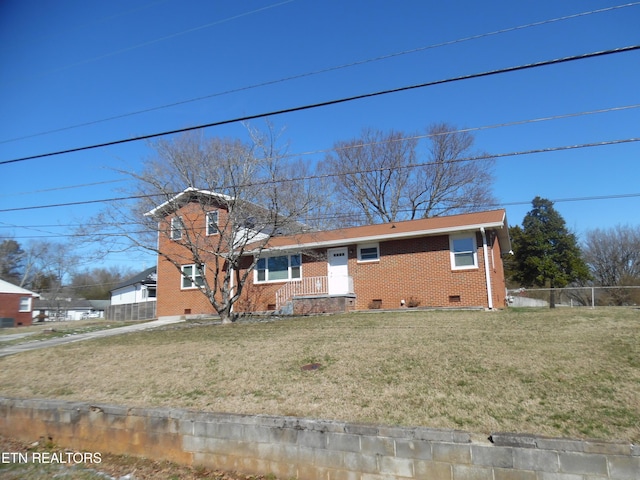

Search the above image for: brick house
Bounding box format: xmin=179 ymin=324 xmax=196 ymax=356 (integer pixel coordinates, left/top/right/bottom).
xmin=150 ymin=189 xmax=510 ymax=319
xmin=0 ymin=278 xmax=40 ymax=327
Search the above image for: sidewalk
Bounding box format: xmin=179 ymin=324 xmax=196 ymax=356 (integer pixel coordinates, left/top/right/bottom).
xmin=0 ymin=317 xmax=184 ymax=358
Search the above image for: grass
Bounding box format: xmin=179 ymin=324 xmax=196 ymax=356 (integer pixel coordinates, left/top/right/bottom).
xmin=0 ymin=308 xmax=638 ymax=442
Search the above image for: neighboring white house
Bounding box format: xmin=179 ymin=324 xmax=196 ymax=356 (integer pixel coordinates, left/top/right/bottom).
xmin=110 ymin=267 xmax=157 ymax=306
xmin=32 ymin=298 xmax=110 ymax=321
xmin=106 ymin=267 xmax=157 ymax=321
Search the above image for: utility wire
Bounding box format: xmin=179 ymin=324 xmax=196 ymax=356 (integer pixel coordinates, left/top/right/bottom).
xmin=3 ymin=102 xmax=638 ymax=199
xmin=0 ymin=179 xmax=125 ymax=198
xmin=2 ymin=2 xmax=637 ymax=145
xmin=7 ymin=191 xmax=640 ymax=240
xmin=1 ymin=0 xmax=297 ymax=87
xmin=2 ymin=45 xmax=639 ymax=167
xmin=293 ymin=103 xmax=640 ymax=160
xmin=0 ymin=0 xmax=168 ymax=53
xmin=1 ymin=136 xmax=638 ymax=214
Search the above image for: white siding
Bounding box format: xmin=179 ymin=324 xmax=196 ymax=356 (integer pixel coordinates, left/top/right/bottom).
xmin=111 ymin=285 xmax=155 ymax=305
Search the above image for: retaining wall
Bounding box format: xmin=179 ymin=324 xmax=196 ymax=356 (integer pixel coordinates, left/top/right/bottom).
xmin=1 ymin=397 xmax=638 ymax=479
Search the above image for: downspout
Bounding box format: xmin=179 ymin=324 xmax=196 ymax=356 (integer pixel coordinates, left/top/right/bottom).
xmin=229 ymin=264 xmax=235 ymax=314
xmin=480 ymin=227 xmax=494 ymax=310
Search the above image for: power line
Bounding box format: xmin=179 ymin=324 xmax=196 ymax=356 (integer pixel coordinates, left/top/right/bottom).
xmin=2 ymin=45 xmax=638 ymax=167
xmin=1 ymin=0 xmax=297 ymax=87
xmin=0 ymin=193 xmax=157 ymax=213
xmin=1 ymin=136 xmax=638 ymax=214
xmin=293 ymin=103 xmax=640 ymax=159
xmin=0 ymin=0 xmax=169 ymax=53
xmin=3 ymin=102 xmax=638 ymax=199
xmin=6 ymin=191 xmax=640 ymax=240
xmin=3 ymin=2 xmax=637 ymax=145
xmin=0 ymin=179 xmax=125 ymax=198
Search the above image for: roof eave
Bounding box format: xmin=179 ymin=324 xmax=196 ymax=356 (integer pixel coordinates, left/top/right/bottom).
xmin=144 ymin=187 xmax=235 ymax=217
xmin=247 ymin=218 xmax=509 ymax=255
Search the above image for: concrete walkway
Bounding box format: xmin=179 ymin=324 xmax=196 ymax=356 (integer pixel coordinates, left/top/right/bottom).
xmin=0 ymin=317 xmax=184 ymax=358
xmin=0 ymin=331 xmax=38 ymax=342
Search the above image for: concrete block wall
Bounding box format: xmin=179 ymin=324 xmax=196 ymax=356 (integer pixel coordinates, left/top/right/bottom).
xmin=1 ymin=397 xmax=638 ymax=479
xmin=292 ymin=295 xmax=356 ymax=315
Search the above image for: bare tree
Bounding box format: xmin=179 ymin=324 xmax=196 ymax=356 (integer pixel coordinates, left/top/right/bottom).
xmin=583 ymin=225 xmax=640 ymax=305
xmin=321 ymin=123 xmax=496 ymax=224
xmin=102 ymin=126 xmax=317 ymax=323
xmin=27 ymin=241 xmax=79 ymax=293
xmin=71 ymin=266 xmax=135 ymax=300
xmin=408 ymin=123 xmax=496 ymax=218
xmin=322 ymin=128 xmax=416 ymax=224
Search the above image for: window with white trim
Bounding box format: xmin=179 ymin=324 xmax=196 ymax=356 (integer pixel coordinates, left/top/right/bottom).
xmin=170 ymin=216 xmax=183 ymax=240
xmin=19 ymin=297 xmax=31 ymax=312
xmin=358 ymin=243 xmax=379 ymax=262
xmin=255 ymin=254 xmax=301 ymax=282
xmin=206 ymin=211 xmax=218 ymax=236
xmin=450 ymin=234 xmax=478 ymax=269
xmin=181 ymin=264 xmax=205 ymax=289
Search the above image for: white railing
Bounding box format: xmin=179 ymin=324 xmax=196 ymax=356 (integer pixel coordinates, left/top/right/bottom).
xmin=275 ymin=276 xmax=328 ymax=310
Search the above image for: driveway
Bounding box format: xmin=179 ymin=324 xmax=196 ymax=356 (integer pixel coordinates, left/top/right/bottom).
xmin=0 ymin=317 xmax=184 ymax=358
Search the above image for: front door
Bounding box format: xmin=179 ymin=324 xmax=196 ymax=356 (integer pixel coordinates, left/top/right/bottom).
xmin=328 ymin=247 xmax=349 ymax=294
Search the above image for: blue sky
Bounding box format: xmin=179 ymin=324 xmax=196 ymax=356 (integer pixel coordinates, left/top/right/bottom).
xmin=0 ymin=0 xmax=638 ymax=270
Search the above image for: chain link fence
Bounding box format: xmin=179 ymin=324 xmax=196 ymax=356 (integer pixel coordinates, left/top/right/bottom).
xmin=104 ymin=301 xmax=156 ymax=321
xmin=507 ymin=286 xmax=640 ymax=308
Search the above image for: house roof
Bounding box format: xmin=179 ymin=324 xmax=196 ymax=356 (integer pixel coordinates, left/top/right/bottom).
xmin=145 ymin=187 xmax=234 ymax=217
xmin=111 ymin=267 xmax=157 ymax=292
xmin=145 ymin=187 xmax=312 ymax=235
xmin=146 ymin=189 xmax=510 ymax=254
xmin=0 ymin=278 xmax=39 ymax=297
xmin=249 ymin=209 xmax=510 ymax=254
xmin=33 ymin=298 xmax=110 ymax=311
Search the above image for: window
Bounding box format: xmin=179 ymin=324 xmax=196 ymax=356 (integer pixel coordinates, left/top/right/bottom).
xmin=206 ymin=211 xmax=218 ymax=236
xmin=181 ymin=264 xmax=205 ymax=289
xmin=170 ymin=216 xmax=183 ymax=240
xmin=256 ymin=254 xmax=302 ymax=282
xmin=19 ymin=297 xmax=31 ymax=312
xmin=450 ymin=234 xmax=478 ymax=269
xmin=358 ymin=243 xmax=379 ymax=262
xmin=143 ymin=286 xmax=157 ymax=299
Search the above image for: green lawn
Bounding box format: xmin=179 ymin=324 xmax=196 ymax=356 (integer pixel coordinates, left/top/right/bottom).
xmin=1 ymin=308 xmax=638 ymax=442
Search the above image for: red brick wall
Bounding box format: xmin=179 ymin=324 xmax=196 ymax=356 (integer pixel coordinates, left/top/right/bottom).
xmin=346 ymin=233 xmax=495 ymax=310
xmin=0 ymin=293 xmax=34 ymax=326
xmin=156 ymin=202 xmax=228 ymax=318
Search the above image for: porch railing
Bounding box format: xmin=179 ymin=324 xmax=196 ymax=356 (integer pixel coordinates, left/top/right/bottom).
xmin=275 ymin=276 xmax=328 ymax=310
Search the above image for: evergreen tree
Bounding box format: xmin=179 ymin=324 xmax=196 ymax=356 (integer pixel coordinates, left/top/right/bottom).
xmin=0 ymin=239 xmax=24 ymax=285
xmin=511 ymin=197 xmax=590 ymax=307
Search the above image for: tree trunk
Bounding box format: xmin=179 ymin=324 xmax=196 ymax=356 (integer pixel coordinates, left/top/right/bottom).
xmin=219 ymin=304 xmax=235 ymax=324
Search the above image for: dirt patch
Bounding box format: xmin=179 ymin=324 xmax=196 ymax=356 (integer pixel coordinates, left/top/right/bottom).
xmin=0 ymin=435 xmax=279 ymax=479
